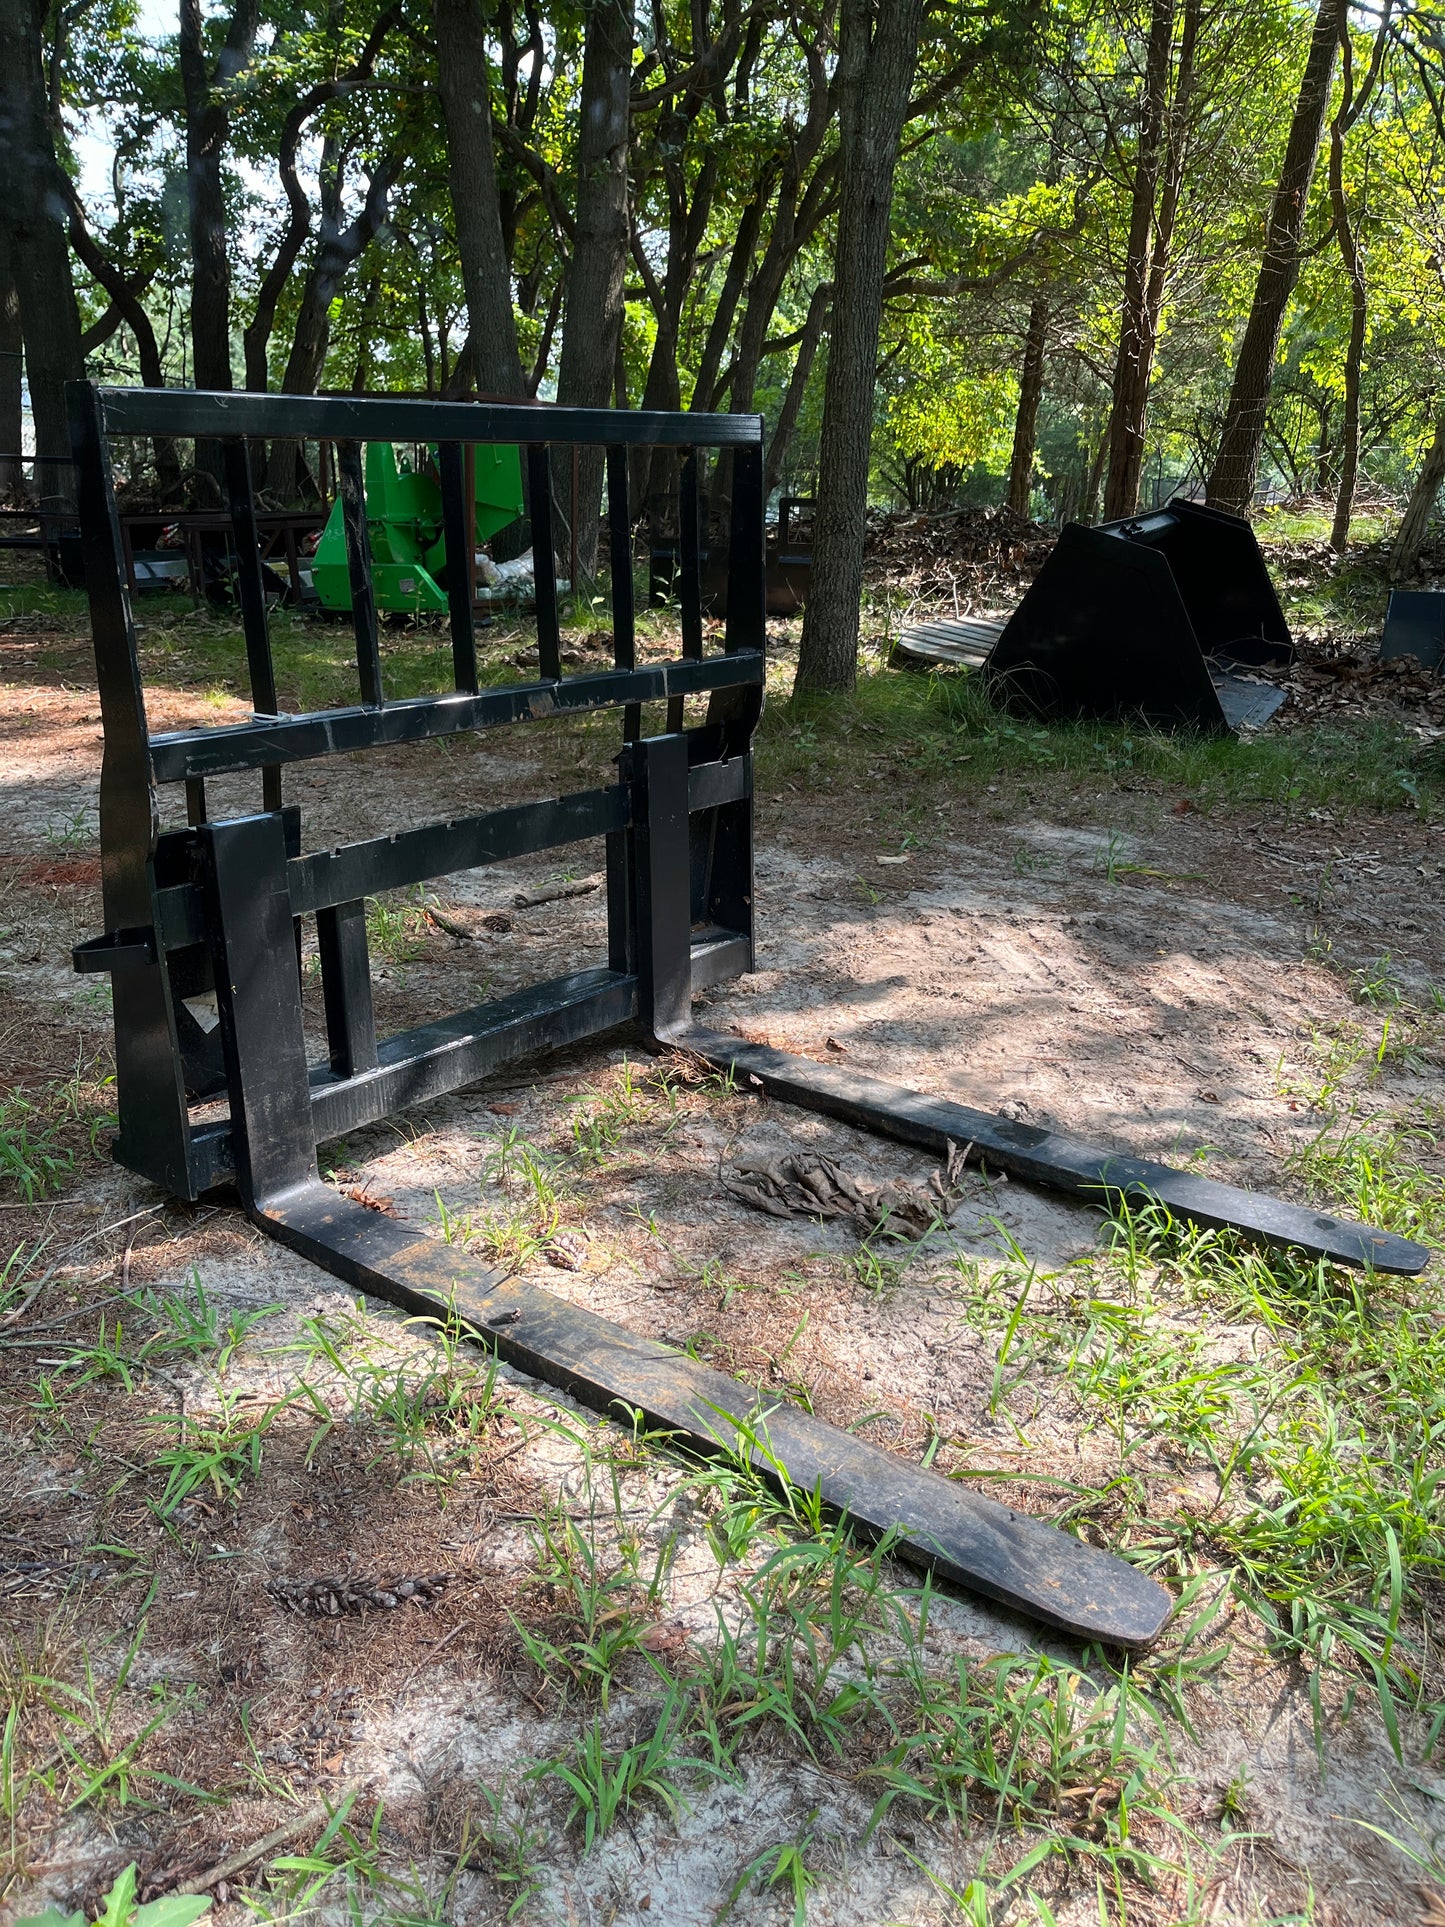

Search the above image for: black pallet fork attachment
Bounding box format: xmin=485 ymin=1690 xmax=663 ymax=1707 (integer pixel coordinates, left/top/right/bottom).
xmin=69 ymin=386 xmax=1424 ymax=1654
xmin=899 ymin=502 xmax=1294 ymax=734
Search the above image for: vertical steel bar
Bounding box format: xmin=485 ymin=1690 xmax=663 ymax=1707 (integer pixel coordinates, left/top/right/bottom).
xmin=197 ymin=812 xmax=318 ymax=1208
xmin=223 ymin=439 xmax=277 ymax=710
xmin=668 ymin=450 xmax=703 ymax=730
xmin=631 ymin=732 xmax=693 ymax=1042
xmin=317 ymin=899 xmax=379 ymax=1077
xmin=724 ymin=440 xmax=766 ymax=656
xmin=68 ymin=380 xmax=195 ymax=1200
xmin=338 ymin=440 xmax=383 ymax=705
xmin=438 ymin=441 xmax=479 ymax=693
xmin=606 ymin=445 xmax=635 ymax=669
xmin=465 ymin=441 xmax=478 ymax=614
xmin=569 ymin=444 xmax=580 ymax=604
xmin=222 ymin=438 xmax=283 ymax=812
xmin=607 ymin=444 xmax=641 ymax=743
xmin=679 ymin=451 xmax=703 ymax=660
xmin=527 ymin=442 xmax=562 ymax=681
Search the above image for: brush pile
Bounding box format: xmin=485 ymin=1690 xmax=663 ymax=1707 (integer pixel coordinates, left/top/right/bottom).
xmin=864 ymin=504 xmax=1055 ymax=612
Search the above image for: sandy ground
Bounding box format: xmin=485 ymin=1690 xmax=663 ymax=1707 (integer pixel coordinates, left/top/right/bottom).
xmin=2 ymin=654 xmax=1444 ymax=1927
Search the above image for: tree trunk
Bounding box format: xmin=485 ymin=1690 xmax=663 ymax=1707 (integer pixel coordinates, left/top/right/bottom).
xmin=552 ymin=0 xmax=632 ymax=578
xmin=0 ymin=225 xmax=22 ymax=494
xmin=1205 ymin=0 xmax=1345 ymax=514
xmin=1104 ymin=0 xmax=1201 ymax=519
xmin=1102 ymin=0 xmax=1174 ymax=522
xmin=435 ymin=0 xmax=526 ymax=399
xmin=1326 ymin=7 xmax=1388 ymax=553
xmin=66 ymin=202 xmax=181 ymax=494
xmin=179 ymin=0 xmax=259 ymax=394
xmin=1389 ymin=413 xmax=1445 ymax=580
xmin=1006 ymin=296 xmax=1049 ymax=516
xmin=0 ymin=0 xmax=84 ymax=505
xmin=765 ymin=281 xmax=831 ymax=498
xmin=795 ymin=0 xmax=926 ymax=696
xmin=1316 ymin=404 xmax=1334 ymax=494
xmin=1083 ymin=419 xmax=1110 ymax=523
xmin=691 ymin=189 xmax=764 ymax=414
xmin=265 ymin=153 xmax=397 ymax=496
xmin=1327 ymin=205 xmax=1366 ymax=554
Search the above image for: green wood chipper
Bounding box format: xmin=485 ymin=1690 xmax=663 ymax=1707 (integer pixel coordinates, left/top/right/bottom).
xmin=312 ymin=439 xmax=524 ymax=614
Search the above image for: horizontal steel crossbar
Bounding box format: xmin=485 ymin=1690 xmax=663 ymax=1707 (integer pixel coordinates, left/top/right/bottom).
xmin=308 ymin=966 xmax=637 ymax=1142
xmin=255 ymin=1183 xmax=1174 ymax=1649
xmin=288 ymin=759 xmax=751 ymax=916
xmin=289 ymin=787 xmax=629 ymax=915
xmin=682 ymin=1029 xmax=1431 ymax=1276
xmin=95 ymin=386 xmax=764 ymax=450
xmin=147 ymin=655 xmax=765 ymax=781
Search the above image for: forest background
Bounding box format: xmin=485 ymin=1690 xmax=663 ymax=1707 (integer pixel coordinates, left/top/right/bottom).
xmin=4 ymin=0 xmax=1445 ymax=690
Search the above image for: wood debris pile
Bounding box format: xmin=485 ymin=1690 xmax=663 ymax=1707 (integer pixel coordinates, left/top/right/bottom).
xmin=1266 ymin=646 xmax=1445 ymax=730
xmin=863 ymin=505 xmax=1055 ymax=609
xmin=725 ymin=1142 xmax=970 ymax=1239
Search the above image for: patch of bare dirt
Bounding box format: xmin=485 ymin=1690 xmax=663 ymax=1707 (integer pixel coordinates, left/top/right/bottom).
xmin=3 ymin=650 xmax=1444 ymax=1926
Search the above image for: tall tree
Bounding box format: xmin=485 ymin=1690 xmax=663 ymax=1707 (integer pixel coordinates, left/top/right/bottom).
xmin=553 ymin=0 xmax=633 ymax=574
xmin=0 ymin=0 xmax=84 ymax=501
xmin=0 ymin=226 xmax=22 ymax=493
xmin=264 ymin=141 xmax=399 ymax=493
xmin=795 ymin=0 xmax=929 ymax=695
xmin=1006 ymin=294 xmax=1049 ymax=514
xmin=1326 ymin=2 xmax=1392 ymax=551
xmin=1101 ymin=0 xmax=1201 ymax=520
xmin=179 ymin=0 xmax=260 ymax=394
xmin=1390 ymin=412 xmax=1445 ymax=578
xmin=1205 ymin=0 xmax=1345 ymax=514
xmin=243 ymin=6 xmax=399 ymax=394
xmin=434 ymin=0 xmax=526 ymax=398
xmin=66 ymin=196 xmax=180 ymax=493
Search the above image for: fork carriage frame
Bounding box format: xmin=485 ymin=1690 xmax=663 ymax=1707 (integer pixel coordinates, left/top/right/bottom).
xmin=68 ymin=383 xmax=1425 ymax=1652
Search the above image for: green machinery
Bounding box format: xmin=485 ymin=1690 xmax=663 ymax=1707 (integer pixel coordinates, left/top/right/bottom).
xmin=312 ymin=440 xmax=524 ymax=614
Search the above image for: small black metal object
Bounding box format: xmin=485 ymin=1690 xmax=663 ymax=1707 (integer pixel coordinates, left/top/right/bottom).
xmin=1380 ymin=590 xmax=1445 ymax=670
xmin=68 ymin=384 xmax=1419 ymax=1651
xmin=984 ymin=502 xmax=1293 ymax=733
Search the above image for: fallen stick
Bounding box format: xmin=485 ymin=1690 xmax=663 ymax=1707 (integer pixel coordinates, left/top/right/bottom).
xmin=512 ymin=874 xmax=602 ymax=909
xmin=425 ymin=902 xmax=513 ymax=940
xmin=188 ymin=1798 xmax=341 ymax=1892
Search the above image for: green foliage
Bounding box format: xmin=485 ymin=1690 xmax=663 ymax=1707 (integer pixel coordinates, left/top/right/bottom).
xmin=15 ymin=1865 xmax=210 ymax=1927
xmin=0 ymin=1092 xmax=75 ymax=1203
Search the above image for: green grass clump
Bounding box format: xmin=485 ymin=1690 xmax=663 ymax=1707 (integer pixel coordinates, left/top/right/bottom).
xmin=1062 ymin=1193 xmax=1445 ymax=1761
xmin=0 ymin=1090 xmax=75 ymax=1202
xmin=761 ymin=664 xmax=1439 ymax=821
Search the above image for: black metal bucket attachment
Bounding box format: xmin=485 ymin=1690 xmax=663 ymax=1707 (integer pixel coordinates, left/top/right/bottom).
xmin=67 ymin=385 xmax=1424 ymax=1654
xmin=983 ymin=502 xmax=1293 ymax=732
xmin=1380 ymin=590 xmax=1445 ymax=670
